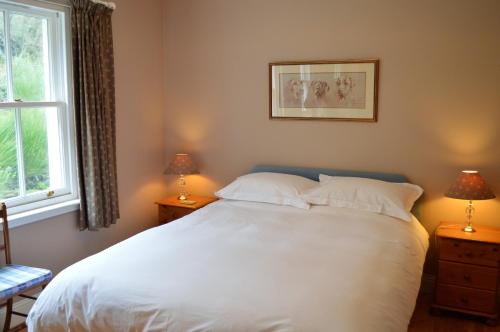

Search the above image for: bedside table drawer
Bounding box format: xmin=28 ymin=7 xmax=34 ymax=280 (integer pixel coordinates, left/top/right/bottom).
xmin=158 ymin=205 xmax=192 ymax=224
xmin=439 ymin=237 xmax=500 ymax=267
xmin=436 ymin=283 xmax=497 ymax=313
xmin=156 ymin=196 xmax=217 ymax=225
xmin=438 ymin=260 xmax=498 ymax=290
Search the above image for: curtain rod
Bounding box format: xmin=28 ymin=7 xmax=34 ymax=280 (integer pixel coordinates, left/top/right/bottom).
xmin=37 ymin=0 xmax=116 ymax=10
xmin=91 ymin=0 xmax=116 ymax=10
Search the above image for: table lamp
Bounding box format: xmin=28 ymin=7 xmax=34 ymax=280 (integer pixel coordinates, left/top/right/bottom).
xmin=445 ymin=170 xmax=496 ymax=233
xmin=164 ymin=153 xmax=199 ymax=201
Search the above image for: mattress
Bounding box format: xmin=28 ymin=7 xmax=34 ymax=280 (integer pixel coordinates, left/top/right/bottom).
xmin=27 ymin=200 xmax=429 ymax=332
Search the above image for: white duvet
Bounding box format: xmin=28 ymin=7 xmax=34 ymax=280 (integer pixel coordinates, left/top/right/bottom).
xmin=27 ymin=200 xmax=428 ymax=332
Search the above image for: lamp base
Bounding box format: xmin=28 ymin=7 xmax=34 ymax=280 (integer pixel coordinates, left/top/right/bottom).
xmin=180 ymin=200 xmax=197 ymax=205
xmin=177 ymin=174 xmax=188 ymax=201
xmin=463 ymin=225 xmax=476 ymax=233
xmin=462 ymin=200 xmax=476 ymax=233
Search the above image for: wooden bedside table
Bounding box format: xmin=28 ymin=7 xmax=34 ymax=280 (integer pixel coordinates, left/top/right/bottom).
xmin=432 ymin=222 xmax=500 ymax=325
xmin=155 ymin=195 xmax=218 ymax=225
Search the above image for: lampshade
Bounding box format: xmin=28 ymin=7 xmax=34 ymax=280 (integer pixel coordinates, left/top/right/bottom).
xmin=164 ymin=153 xmax=199 ymax=175
xmin=445 ymin=170 xmax=495 ymax=201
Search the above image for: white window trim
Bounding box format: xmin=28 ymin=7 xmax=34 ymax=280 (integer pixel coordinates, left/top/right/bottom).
xmin=0 ymin=0 xmax=78 ymax=223
xmin=9 ymin=198 xmax=79 ymax=228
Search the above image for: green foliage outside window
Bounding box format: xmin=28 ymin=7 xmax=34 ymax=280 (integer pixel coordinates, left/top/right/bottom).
xmin=0 ymin=13 xmax=51 ymax=200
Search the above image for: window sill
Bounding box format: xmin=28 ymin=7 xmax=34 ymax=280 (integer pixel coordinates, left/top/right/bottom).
xmin=9 ymin=199 xmax=80 ymax=228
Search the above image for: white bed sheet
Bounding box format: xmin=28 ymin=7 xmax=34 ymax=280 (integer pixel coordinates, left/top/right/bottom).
xmin=27 ymin=200 xmax=428 ymax=332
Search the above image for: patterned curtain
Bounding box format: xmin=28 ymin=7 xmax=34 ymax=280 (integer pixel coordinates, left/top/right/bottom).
xmin=72 ymin=0 xmax=119 ymax=230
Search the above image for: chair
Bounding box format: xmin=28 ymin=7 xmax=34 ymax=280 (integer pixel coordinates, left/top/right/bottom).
xmin=0 ymin=203 xmax=52 ymax=332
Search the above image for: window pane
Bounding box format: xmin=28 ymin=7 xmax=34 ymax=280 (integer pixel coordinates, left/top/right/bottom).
xmin=21 ymin=108 xmax=63 ymax=194
xmin=0 ymin=12 xmax=7 ymax=102
xmin=10 ymin=13 xmax=50 ymax=102
xmin=0 ymin=109 xmax=19 ymax=200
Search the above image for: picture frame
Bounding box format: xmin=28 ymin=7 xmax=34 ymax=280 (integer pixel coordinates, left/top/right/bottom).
xmin=269 ymin=60 xmax=379 ymax=121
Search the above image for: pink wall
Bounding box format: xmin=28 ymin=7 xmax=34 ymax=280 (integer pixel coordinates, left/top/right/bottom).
xmin=9 ymin=0 xmax=167 ymax=273
xmin=163 ymin=0 xmax=500 ymax=268
xmin=8 ymin=0 xmax=500 ymax=275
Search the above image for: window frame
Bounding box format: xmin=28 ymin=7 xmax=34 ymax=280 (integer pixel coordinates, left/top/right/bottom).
xmin=0 ymin=0 xmax=78 ymax=216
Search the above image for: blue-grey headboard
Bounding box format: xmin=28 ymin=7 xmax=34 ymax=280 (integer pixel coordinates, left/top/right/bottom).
xmin=250 ymin=165 xmax=408 ymax=183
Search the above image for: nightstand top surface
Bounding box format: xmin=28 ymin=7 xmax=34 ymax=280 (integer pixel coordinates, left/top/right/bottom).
xmin=155 ymin=195 xmax=218 ymax=210
xmin=437 ymin=221 xmax=500 ymax=245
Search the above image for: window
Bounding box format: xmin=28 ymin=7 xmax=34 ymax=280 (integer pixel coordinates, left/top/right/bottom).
xmin=0 ymin=0 xmax=76 ymax=215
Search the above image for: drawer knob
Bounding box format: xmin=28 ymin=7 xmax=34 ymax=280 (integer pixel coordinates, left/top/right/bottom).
xmin=465 ymin=252 xmax=474 ymax=258
xmin=494 ymin=247 xmax=498 ymax=252
xmin=453 ymin=242 xmax=460 ymax=247
xmin=463 ymin=275 xmax=471 ymax=282
xmin=460 ymin=297 xmax=469 ymax=304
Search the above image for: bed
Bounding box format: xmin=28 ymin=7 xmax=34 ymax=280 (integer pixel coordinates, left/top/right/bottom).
xmin=27 ymin=166 xmax=429 ymax=332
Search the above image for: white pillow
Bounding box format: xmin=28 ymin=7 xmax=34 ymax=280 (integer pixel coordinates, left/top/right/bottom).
xmin=301 ymin=174 xmax=423 ymax=221
xmin=215 ymin=172 xmax=317 ymax=209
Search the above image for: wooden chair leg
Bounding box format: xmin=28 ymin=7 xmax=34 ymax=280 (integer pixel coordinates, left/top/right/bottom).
xmin=3 ymin=298 xmax=12 ymax=332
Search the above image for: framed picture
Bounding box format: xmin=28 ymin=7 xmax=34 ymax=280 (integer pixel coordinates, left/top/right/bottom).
xmin=269 ymin=60 xmax=379 ymax=121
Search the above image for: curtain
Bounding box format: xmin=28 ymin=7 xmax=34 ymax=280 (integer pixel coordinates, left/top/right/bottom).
xmin=72 ymin=0 xmax=119 ymax=230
